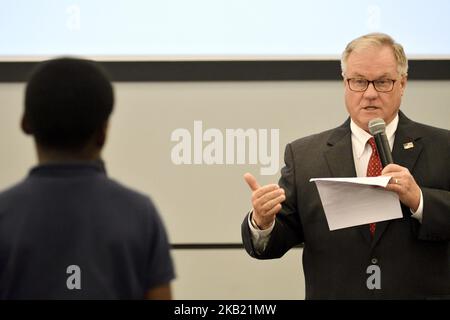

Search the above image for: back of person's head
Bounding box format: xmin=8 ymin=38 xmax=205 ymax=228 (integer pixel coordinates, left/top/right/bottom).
xmin=24 ymin=57 xmax=114 ymax=150
xmin=341 ymin=32 xmax=408 ymax=77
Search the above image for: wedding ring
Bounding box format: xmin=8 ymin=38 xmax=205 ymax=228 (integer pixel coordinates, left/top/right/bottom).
xmin=395 ymin=178 xmax=399 ymax=184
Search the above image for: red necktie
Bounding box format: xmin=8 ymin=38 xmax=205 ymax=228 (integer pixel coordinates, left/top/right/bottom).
xmin=366 ymin=137 xmax=383 ymax=237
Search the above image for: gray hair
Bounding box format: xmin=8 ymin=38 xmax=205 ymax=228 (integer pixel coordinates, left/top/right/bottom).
xmin=341 ymin=33 xmax=408 ymax=77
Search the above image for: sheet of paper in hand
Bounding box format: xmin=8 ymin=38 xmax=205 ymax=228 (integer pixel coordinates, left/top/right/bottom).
xmin=310 ymin=177 xmax=402 ymax=231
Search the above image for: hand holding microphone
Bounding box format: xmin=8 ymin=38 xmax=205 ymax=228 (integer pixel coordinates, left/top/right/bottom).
xmin=369 ymin=118 xmax=421 ymax=212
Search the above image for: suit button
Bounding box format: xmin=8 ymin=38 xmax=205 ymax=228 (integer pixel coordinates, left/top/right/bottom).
xmin=371 ymin=258 xmax=378 ymax=264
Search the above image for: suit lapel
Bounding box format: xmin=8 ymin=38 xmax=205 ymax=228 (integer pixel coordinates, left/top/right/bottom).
xmin=323 ymin=120 xmax=356 ymax=178
xmin=371 ymin=111 xmax=424 ymax=247
xmin=391 ymin=112 xmax=424 ymax=172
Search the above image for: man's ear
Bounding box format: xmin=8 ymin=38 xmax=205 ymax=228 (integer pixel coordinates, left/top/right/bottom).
xmin=21 ymin=114 xmax=33 ymax=135
xmin=400 ymin=75 xmax=407 ymax=95
xmin=95 ymin=121 xmax=109 ymax=148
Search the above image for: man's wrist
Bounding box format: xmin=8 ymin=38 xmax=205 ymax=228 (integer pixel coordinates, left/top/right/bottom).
xmin=250 ymin=212 xmax=275 ymax=231
xmin=251 ymin=215 xmax=261 ymax=230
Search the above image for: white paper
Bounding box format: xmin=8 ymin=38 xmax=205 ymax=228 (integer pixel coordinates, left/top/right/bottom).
xmin=310 ymin=177 xmax=402 ymax=231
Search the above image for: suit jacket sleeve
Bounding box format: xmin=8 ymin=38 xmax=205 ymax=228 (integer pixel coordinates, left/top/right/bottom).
xmin=241 ymin=142 xmax=304 ymax=259
xmin=414 ymin=129 xmax=450 ymax=241
xmin=417 ymin=187 xmax=450 ymax=240
xmin=419 ymin=131 xmax=450 ymax=241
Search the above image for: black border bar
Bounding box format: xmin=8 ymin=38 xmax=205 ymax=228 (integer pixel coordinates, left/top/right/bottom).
xmin=0 ymin=60 xmax=449 ymax=82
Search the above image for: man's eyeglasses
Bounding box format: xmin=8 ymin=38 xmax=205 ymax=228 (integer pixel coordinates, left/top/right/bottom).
xmin=347 ymin=78 xmax=397 ymax=92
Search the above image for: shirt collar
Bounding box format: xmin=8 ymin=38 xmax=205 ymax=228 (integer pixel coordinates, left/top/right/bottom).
xmin=350 ymin=113 xmax=399 ymax=159
xmin=29 ymin=159 xmax=107 ymax=178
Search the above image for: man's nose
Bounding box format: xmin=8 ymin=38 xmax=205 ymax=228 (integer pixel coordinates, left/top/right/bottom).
xmin=363 ymin=82 xmax=379 ymax=99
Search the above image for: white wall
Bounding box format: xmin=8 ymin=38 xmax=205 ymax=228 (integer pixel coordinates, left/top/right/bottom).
xmin=1 ymin=80 xmax=449 ymax=299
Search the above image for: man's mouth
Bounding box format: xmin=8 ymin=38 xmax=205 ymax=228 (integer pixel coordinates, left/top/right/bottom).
xmin=362 ymin=106 xmax=379 ymax=111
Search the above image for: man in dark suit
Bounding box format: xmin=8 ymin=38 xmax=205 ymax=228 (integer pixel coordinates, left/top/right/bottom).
xmin=242 ymin=33 xmax=450 ymax=299
xmin=0 ymin=58 xmax=175 ymax=299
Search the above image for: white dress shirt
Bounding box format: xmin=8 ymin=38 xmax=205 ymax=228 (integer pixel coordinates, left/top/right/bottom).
xmin=249 ymin=114 xmax=424 ymax=253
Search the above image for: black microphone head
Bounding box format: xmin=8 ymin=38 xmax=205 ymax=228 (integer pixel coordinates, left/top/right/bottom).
xmin=368 ymin=118 xmax=386 ymax=135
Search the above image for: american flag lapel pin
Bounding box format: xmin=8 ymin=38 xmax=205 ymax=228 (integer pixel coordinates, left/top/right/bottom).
xmin=403 ymin=141 xmax=414 ymax=149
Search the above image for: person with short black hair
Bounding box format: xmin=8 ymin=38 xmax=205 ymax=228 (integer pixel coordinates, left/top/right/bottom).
xmin=0 ymin=57 xmax=175 ymax=299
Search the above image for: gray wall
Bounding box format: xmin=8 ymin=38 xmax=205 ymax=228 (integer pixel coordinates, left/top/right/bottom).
xmin=1 ymin=80 xmax=449 ymax=299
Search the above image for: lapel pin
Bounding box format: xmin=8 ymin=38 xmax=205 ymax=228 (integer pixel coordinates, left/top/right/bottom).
xmin=403 ymin=142 xmax=414 ymax=149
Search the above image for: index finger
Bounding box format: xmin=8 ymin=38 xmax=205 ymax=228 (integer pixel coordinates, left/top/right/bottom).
xmin=381 ymin=163 xmax=405 ymax=175
xmin=253 ymin=184 xmax=281 ymax=199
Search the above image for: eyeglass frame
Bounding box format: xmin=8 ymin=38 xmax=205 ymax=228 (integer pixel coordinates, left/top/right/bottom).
xmin=346 ymin=78 xmax=398 ymax=92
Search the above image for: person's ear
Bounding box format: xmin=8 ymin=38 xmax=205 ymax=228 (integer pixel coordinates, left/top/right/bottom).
xmin=95 ymin=121 xmax=109 ymax=148
xmin=21 ymin=114 xmax=33 ymax=135
xmin=400 ymin=75 xmax=407 ymax=96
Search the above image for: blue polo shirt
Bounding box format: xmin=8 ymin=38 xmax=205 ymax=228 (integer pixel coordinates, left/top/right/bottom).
xmin=0 ymin=161 xmax=175 ymax=299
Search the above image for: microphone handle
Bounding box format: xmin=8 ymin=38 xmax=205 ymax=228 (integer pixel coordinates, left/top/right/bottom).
xmin=374 ymin=133 xmax=394 ymax=167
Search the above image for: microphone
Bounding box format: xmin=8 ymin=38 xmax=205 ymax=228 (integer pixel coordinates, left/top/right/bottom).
xmin=368 ymin=118 xmax=394 ymax=167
